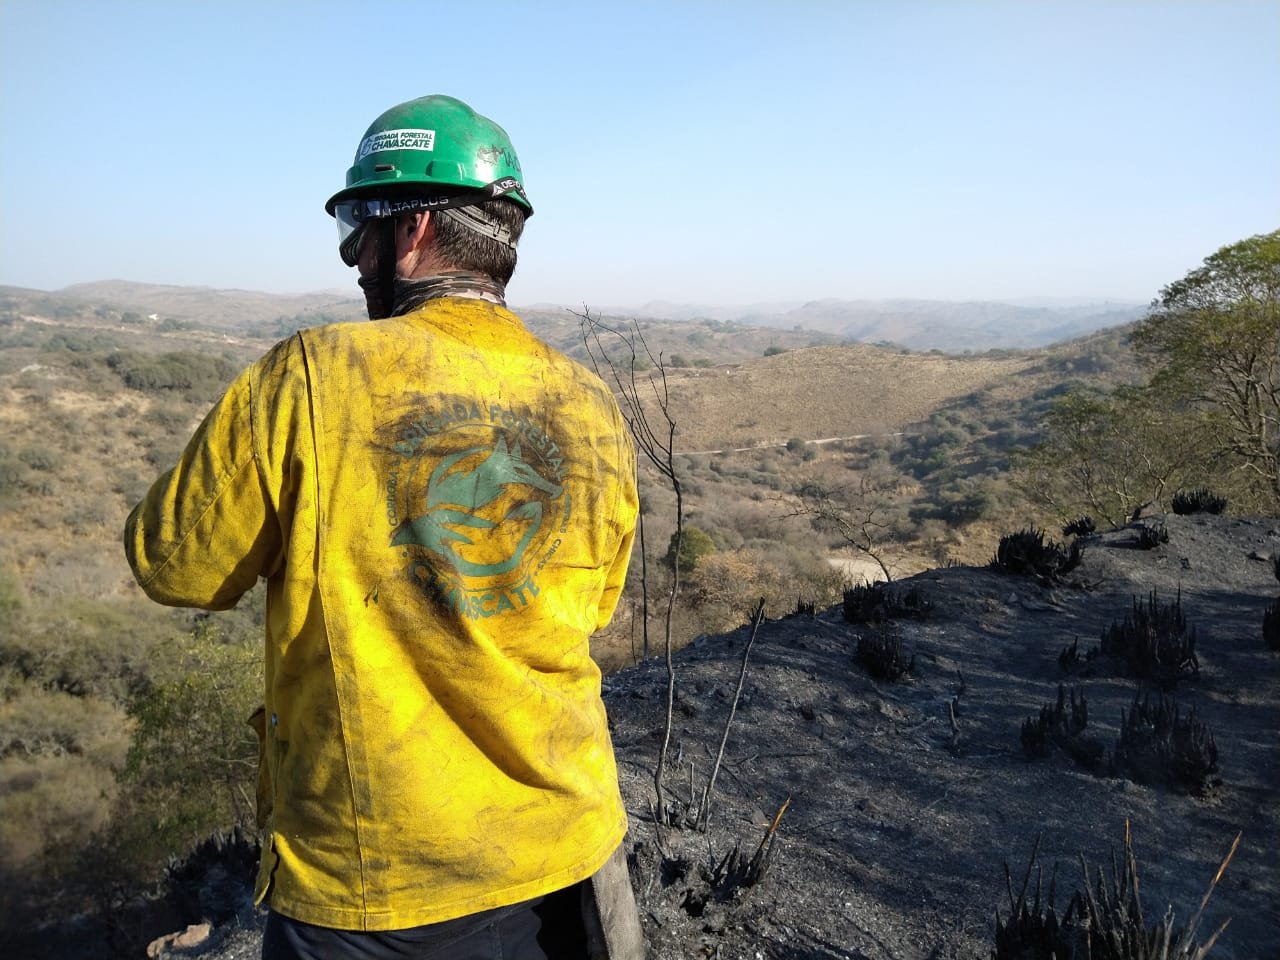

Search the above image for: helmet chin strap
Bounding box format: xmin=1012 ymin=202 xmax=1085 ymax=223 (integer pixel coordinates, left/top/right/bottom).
xmin=357 ymin=220 xmax=399 ymax=319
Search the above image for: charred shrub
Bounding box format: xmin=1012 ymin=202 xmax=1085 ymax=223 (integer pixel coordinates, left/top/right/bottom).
xmin=1171 ymin=488 xmax=1227 ymax=515
xmin=1020 ymin=684 xmax=1105 ymax=770
xmin=994 ymin=828 xmax=1237 ymax=960
xmin=855 ymin=630 xmax=914 ymax=681
xmin=1273 ymin=554 xmax=1280 ymax=584
xmin=1058 ymin=637 xmax=1101 ymax=676
xmin=841 ymin=582 xmax=930 ymax=624
xmin=1264 ymin=602 xmax=1280 ymax=652
xmin=792 ymin=598 xmax=817 ymax=618
xmin=1100 ymin=591 xmax=1199 ymax=687
xmin=990 ymin=527 xmax=1083 ymax=583
xmin=1112 ymin=692 xmax=1219 ymax=794
xmin=1061 ymin=516 xmax=1095 ymax=537
xmin=164 ymin=827 xmax=259 ymax=925
xmin=1134 ymin=521 xmax=1169 ymax=550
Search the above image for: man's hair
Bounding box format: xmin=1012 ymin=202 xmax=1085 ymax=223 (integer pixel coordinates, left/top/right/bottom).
xmin=433 ymin=197 xmax=527 ymax=286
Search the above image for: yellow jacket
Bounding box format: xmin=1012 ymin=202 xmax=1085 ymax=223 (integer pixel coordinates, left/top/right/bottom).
xmin=125 ymin=298 xmax=638 ymax=930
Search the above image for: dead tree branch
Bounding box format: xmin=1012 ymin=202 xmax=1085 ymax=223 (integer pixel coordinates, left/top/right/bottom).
xmin=696 ymin=598 xmax=766 ymax=832
xmin=576 ymin=307 xmax=684 ymax=835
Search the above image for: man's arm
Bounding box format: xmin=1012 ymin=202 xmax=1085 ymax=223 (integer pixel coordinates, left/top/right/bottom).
xmin=124 ymin=364 xmax=282 ymax=610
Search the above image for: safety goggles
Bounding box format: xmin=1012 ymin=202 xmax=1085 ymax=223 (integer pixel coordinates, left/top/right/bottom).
xmin=333 ymin=178 xmax=531 ymax=267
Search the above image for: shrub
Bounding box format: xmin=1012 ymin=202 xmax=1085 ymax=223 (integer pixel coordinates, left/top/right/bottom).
xmin=18 ymin=446 xmax=61 ymax=473
xmin=106 ymin=350 xmax=236 ymax=396
xmin=855 ymin=629 xmax=914 ymax=681
xmin=1264 ymin=601 xmax=1280 ymax=652
xmin=990 ymin=527 xmax=1084 ymax=583
xmin=1100 ymin=591 xmax=1199 ymax=687
xmin=1134 ymin=521 xmax=1169 ymax=550
xmin=842 ymin=582 xmax=931 ymax=624
xmin=763 ymin=345 xmax=786 ymax=357
xmin=1061 ymin=516 xmax=1096 ymax=537
xmin=118 ymin=623 xmax=261 ymax=879
xmin=1111 ymin=692 xmax=1219 ymax=794
xmin=664 ymin=525 xmax=716 ymax=575
xmin=1171 ymin=488 xmax=1227 ymax=515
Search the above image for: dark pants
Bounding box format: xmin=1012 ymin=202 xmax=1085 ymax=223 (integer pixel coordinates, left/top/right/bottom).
xmin=261 ymin=883 xmax=589 ymax=960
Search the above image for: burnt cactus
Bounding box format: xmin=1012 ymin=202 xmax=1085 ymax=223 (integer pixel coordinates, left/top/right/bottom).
xmin=1021 ymin=684 xmax=1104 ymax=770
xmin=1100 ymin=591 xmax=1199 ymax=687
xmin=990 ymin=527 xmax=1083 ymax=583
xmin=1061 ymin=516 xmax=1096 ymax=537
xmin=1171 ymin=488 xmax=1227 ymax=515
xmin=994 ymin=826 xmax=1238 ymax=960
xmin=855 ymin=629 xmax=914 ymax=681
xmin=1058 ymin=637 xmax=1101 ymax=676
xmin=1134 ymin=521 xmax=1169 ymax=550
xmin=1264 ymin=601 xmax=1280 ymax=652
xmin=1112 ymin=692 xmax=1219 ymax=794
xmin=841 ymin=582 xmax=930 ymax=624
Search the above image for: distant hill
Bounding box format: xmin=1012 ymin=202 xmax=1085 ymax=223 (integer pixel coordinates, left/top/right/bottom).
xmin=611 ymin=297 xmax=1148 ymax=351
xmin=0 ymin=282 xmax=1151 ymax=352
xmin=51 ymin=281 xmax=365 ymax=335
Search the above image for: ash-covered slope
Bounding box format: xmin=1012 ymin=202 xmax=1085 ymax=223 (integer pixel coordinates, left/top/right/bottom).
xmin=152 ymin=514 xmax=1280 ymax=960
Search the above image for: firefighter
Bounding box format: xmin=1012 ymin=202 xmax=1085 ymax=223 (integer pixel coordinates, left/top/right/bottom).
xmin=126 ymin=95 xmax=644 ymax=959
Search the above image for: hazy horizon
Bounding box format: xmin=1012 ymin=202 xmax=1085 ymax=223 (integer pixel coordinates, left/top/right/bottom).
xmin=9 ymin=276 xmax=1150 ymax=313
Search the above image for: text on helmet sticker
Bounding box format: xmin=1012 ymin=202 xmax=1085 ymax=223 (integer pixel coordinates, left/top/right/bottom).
xmin=357 ymin=128 xmax=436 ymax=160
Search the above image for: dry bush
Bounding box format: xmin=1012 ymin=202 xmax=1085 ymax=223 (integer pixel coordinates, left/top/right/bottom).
xmin=686 ymin=546 xmax=843 ymax=634
xmin=1 ymin=596 xmax=170 ymax=703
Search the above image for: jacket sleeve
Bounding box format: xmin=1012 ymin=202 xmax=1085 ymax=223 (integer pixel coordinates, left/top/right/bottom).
xmin=124 ymin=360 xmax=283 ymax=610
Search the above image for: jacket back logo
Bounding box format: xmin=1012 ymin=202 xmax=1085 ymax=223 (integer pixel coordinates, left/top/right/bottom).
xmin=385 ymin=399 xmax=570 ymax=619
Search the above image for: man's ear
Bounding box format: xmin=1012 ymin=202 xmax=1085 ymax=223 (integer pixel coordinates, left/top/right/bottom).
xmin=396 ymin=211 xmax=433 ymax=260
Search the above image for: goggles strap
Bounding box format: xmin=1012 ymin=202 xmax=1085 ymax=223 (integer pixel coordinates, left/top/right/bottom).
xmin=438 ymin=206 xmax=516 ymax=249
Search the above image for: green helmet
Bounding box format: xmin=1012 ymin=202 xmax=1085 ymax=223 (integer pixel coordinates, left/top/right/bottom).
xmin=325 ymin=95 xmax=532 ymax=216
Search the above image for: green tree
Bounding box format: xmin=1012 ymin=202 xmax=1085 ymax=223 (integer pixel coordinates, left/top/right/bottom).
xmin=664 ymin=525 xmax=715 ymax=574
xmin=1132 ymin=230 xmax=1280 ymax=504
xmin=1015 ymin=386 xmax=1211 ymax=527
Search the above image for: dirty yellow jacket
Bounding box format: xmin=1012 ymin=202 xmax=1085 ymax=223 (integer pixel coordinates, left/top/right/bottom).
xmin=125 ymin=298 xmax=638 ymax=931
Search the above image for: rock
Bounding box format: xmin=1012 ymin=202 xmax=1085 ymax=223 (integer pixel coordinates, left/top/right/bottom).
xmin=146 ymin=922 xmax=212 ymax=958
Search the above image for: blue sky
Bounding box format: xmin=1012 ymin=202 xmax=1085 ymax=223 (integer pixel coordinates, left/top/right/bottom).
xmin=1 ymin=0 xmax=1276 ymax=308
